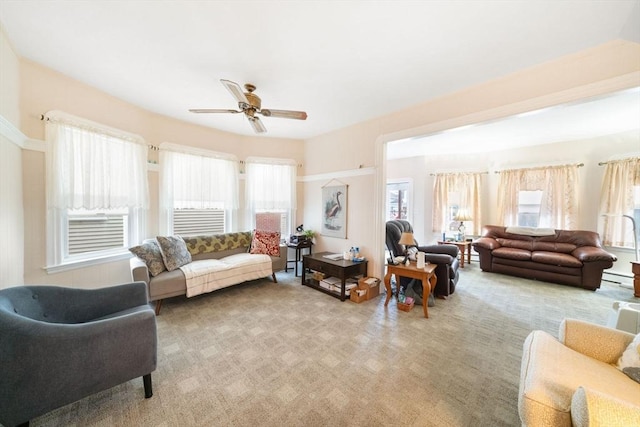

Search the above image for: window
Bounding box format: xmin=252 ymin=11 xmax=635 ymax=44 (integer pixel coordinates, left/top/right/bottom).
xmin=432 ymin=172 xmax=483 ymax=236
xmin=497 ymin=164 xmax=580 ymax=229
xmin=386 ymin=180 xmax=411 ymax=221
xmin=173 ymin=208 xmax=225 ymax=235
xmin=245 ymin=157 xmax=297 ymax=238
xmin=160 ymin=143 xmax=239 ymax=235
xmin=517 ymin=191 xmax=543 ymax=227
xmin=45 ymin=111 xmax=149 ymax=268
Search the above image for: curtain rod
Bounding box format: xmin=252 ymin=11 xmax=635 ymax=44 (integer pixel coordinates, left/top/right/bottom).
xmin=598 ymin=156 xmax=640 ymax=166
xmin=429 ymin=171 xmax=488 ymax=176
xmin=494 ymin=162 xmax=584 ymax=173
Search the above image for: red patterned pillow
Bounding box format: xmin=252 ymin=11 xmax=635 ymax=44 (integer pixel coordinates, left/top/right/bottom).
xmin=250 ymin=230 xmax=281 ymax=257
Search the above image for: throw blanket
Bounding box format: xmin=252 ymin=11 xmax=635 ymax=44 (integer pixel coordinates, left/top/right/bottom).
xmin=180 ymin=253 xmax=272 ymax=298
xmin=505 ymin=226 xmax=556 ymax=237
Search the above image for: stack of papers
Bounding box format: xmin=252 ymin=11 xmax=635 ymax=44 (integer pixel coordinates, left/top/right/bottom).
xmin=322 ymin=253 xmax=344 ymax=261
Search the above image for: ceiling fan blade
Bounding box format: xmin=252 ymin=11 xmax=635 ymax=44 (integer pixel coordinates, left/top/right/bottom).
xmin=189 ymin=108 xmax=242 ymax=114
xmin=260 ymin=109 xmax=308 ymax=120
xmin=220 ymin=79 xmax=250 ymax=105
xmin=248 ymin=116 xmax=267 ymax=133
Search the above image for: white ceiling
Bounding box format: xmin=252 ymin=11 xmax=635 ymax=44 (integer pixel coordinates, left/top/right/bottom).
xmin=1 ymin=1 xmax=639 ymax=141
xmin=388 ymin=87 xmax=640 ymax=159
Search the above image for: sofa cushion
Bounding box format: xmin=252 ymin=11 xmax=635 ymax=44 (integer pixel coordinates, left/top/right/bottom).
xmin=493 ymin=247 xmax=531 ymax=261
xmin=183 ymin=232 xmax=252 ymax=256
xmin=531 ymin=251 xmax=583 ymax=268
xmin=129 ymin=240 xmax=166 ymax=277
xmin=157 ymin=235 xmax=192 ymax=271
xmin=532 ymin=241 xmax=577 ymax=254
xmin=519 ymin=331 xmax=640 ymax=427
xmin=250 ymin=230 xmax=281 ymax=256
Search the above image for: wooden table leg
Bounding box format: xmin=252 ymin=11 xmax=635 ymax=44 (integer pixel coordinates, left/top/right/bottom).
xmin=421 ymin=271 xmax=438 ymax=318
xmin=467 ymin=244 xmax=472 ymax=266
xmin=421 ymin=274 xmax=430 ymax=318
xmin=384 ymin=270 xmax=393 ymax=306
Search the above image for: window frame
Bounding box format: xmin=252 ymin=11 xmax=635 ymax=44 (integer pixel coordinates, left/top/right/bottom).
xmin=44 ymin=111 xmax=148 ymax=272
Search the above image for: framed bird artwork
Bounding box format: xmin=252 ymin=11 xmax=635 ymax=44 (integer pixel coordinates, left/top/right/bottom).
xmin=321 ymin=184 xmax=348 ymax=238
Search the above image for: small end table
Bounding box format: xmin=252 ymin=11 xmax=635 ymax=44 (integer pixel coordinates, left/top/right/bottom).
xmin=384 ymin=262 xmax=437 ymax=318
xmin=437 ymin=240 xmax=472 ymax=268
xmin=286 ymin=240 xmax=313 ymax=277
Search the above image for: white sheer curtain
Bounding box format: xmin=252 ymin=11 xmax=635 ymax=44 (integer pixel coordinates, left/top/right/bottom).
xmin=245 ymin=157 xmax=297 ymax=235
xmin=497 ymin=164 xmax=580 ymax=229
xmin=432 ymin=172 xmax=483 ymax=235
xmin=160 ymin=143 xmax=239 ymax=234
xmin=45 ymin=111 xmax=149 ymax=210
xmin=599 ymin=157 xmax=640 ymax=247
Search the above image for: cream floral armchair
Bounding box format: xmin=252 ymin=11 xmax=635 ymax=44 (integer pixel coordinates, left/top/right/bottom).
xmin=518 ymin=318 xmax=640 ymax=427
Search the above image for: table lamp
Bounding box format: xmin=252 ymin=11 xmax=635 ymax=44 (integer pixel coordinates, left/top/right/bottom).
xmin=454 ymin=209 xmax=473 ymax=241
xmin=398 ymin=232 xmax=414 ymax=264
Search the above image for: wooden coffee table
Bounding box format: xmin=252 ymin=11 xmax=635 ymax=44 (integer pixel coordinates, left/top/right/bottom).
xmin=384 ymin=262 xmax=437 ymax=318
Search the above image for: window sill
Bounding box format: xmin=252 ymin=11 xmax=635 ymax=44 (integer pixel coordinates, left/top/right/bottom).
xmin=45 ymin=251 xmax=132 ymax=274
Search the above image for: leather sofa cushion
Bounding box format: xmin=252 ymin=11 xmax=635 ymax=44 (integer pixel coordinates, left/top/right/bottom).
xmin=531 ymin=251 xmax=582 ymax=268
xmin=496 ymin=238 xmax=533 ymax=251
xmin=532 ymin=251 xmax=583 ymax=268
xmin=493 ymin=247 xmax=531 ymax=261
xmin=533 ymin=241 xmax=577 ymax=254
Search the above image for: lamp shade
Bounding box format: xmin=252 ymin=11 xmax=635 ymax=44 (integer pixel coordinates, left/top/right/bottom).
xmin=454 ymin=209 xmax=473 ymax=222
xmin=398 ymin=232 xmax=414 ymax=246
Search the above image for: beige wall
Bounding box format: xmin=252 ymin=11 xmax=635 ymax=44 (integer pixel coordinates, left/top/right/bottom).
xmin=303 ymin=40 xmax=640 ymax=279
xmin=0 ymin=26 xmax=24 ymax=288
xmin=19 ymin=60 xmax=304 ymax=287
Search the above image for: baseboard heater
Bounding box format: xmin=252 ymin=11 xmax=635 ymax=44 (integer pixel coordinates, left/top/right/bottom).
xmin=602 ymin=270 xmax=633 ymax=289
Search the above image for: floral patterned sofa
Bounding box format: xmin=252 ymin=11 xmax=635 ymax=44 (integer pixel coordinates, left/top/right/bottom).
xmin=129 ymin=231 xmax=286 ymax=314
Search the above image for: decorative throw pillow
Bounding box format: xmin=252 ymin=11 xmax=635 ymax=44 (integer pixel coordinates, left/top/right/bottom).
xmin=617 ymin=333 xmax=640 ymax=377
xmin=129 ymin=240 xmax=167 ymax=277
xmin=156 ymin=235 xmax=192 ymax=271
xmin=250 ymin=230 xmax=281 ymax=257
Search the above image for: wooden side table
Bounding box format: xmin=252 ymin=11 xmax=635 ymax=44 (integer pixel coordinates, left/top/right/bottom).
xmin=438 ymin=240 xmax=472 ymax=268
xmin=632 ymin=261 xmax=640 ymax=298
xmin=384 ymin=262 xmax=437 ymax=318
xmin=286 ymin=240 xmax=313 ymax=277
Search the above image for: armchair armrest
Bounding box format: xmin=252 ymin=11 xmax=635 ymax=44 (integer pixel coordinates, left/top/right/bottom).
xmin=418 ymin=244 xmax=459 ymax=258
xmin=422 ymin=252 xmax=454 ymax=265
xmin=571 ymin=386 xmax=640 ymax=427
xmin=559 ymin=318 xmax=634 ymax=364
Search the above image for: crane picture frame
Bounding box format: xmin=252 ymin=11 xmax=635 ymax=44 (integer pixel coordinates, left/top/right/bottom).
xmin=321 ymin=184 xmax=348 ymax=239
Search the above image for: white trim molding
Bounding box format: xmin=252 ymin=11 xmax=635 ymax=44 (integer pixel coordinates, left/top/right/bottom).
xmin=0 ymin=114 xmax=46 ymax=151
xmin=299 ymin=166 xmax=375 ymax=183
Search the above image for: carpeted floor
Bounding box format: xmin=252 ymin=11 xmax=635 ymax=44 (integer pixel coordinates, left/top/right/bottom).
xmin=31 ymin=264 xmax=636 ymax=427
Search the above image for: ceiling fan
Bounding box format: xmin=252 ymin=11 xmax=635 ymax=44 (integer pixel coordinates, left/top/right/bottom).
xmin=189 ymin=79 xmax=308 ymax=134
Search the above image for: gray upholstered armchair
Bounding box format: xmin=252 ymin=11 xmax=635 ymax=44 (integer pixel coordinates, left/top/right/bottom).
xmin=0 ymin=282 xmax=157 ymax=427
xmin=385 ymin=220 xmax=460 ymax=297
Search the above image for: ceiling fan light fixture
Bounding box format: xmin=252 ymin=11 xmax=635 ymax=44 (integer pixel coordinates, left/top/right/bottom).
xmin=189 ymin=79 xmax=307 ymax=134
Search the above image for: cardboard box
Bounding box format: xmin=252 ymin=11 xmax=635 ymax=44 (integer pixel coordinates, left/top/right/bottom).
xmin=358 ymin=277 xmax=381 ymax=300
xmin=350 ymin=288 xmax=368 ymax=303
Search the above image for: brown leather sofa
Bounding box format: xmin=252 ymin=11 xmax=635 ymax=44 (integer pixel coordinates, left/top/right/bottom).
xmin=472 ymin=225 xmax=617 ymax=290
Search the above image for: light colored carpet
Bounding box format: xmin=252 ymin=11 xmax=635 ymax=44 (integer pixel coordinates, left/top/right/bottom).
xmin=31 ymin=264 xmax=635 ymax=427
